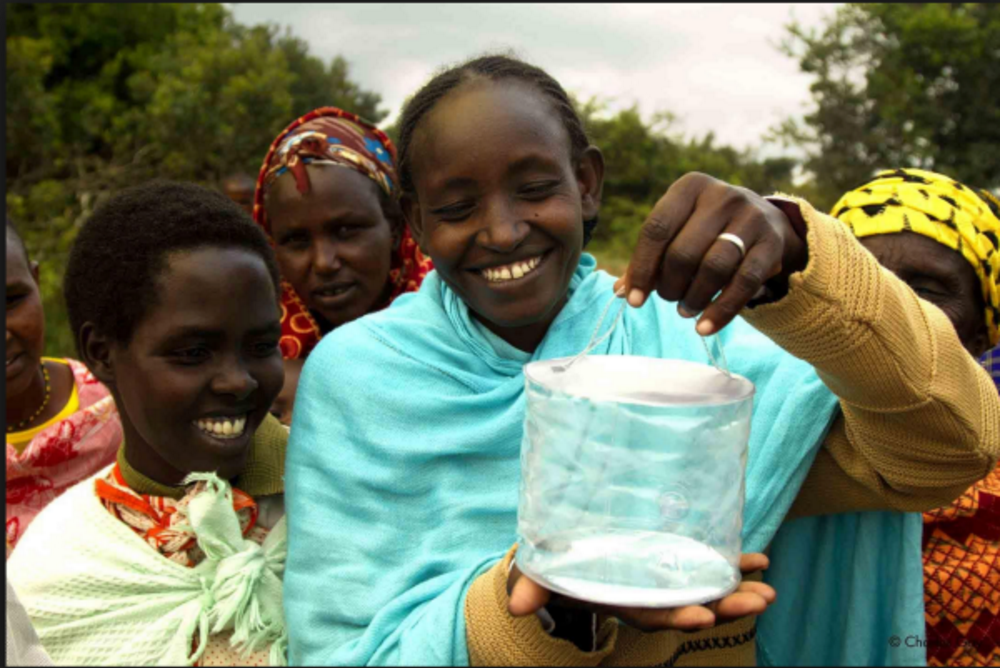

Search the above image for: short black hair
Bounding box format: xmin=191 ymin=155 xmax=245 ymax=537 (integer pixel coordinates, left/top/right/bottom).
xmin=64 ymin=180 xmax=281 ymax=352
xmin=6 ymin=214 xmax=30 ymax=263
xmin=396 ymin=53 xmax=598 ymax=244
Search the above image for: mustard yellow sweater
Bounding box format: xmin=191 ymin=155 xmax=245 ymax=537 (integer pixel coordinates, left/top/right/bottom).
xmin=464 ymin=197 xmax=1000 ymax=666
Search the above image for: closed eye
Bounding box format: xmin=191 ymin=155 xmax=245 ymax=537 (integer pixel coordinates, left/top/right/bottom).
xmin=430 ymin=201 xmax=476 ymax=222
xmin=278 ymin=231 xmax=310 ymax=250
xmin=168 ymin=347 xmax=211 ymax=364
xmin=518 ymin=180 xmax=561 ymax=199
xmin=907 ymin=276 xmax=951 ymax=300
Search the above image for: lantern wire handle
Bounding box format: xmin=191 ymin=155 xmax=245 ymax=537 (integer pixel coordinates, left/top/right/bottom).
xmin=552 ymin=286 xmax=628 ymax=373
xmin=553 ymin=285 xmax=732 ymax=377
xmin=700 ymin=332 xmax=731 ymax=377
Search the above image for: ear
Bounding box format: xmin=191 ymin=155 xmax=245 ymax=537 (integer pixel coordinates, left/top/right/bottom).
xmin=78 ymin=322 xmax=117 ymax=387
xmin=400 ymin=194 xmax=426 ymax=253
xmin=29 ymin=260 xmax=40 ymax=285
xmin=968 ymin=322 xmax=991 ymax=359
xmin=576 ymin=146 xmax=605 ymax=221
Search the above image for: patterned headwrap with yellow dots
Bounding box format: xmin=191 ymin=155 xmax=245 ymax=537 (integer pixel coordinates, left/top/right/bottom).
xmin=831 ymin=168 xmax=1000 ymax=346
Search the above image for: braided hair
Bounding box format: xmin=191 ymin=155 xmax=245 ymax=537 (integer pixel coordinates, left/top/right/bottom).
xmin=396 ymin=54 xmax=599 ymax=244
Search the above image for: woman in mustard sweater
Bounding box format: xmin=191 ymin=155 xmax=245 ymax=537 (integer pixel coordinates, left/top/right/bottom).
xmin=284 ymin=55 xmax=1000 ymax=667
xmin=832 ymin=169 xmax=1000 ymax=667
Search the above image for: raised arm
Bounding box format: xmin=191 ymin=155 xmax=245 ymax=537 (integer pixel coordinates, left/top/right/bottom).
xmin=743 ymin=196 xmax=1000 ymax=516
xmin=617 ymin=174 xmax=1000 ymax=518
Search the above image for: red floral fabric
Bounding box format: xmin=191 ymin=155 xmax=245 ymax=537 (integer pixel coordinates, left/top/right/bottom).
xmin=6 ymin=359 xmax=122 ymax=549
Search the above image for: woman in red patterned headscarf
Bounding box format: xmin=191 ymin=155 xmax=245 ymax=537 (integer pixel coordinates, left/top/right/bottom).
xmin=254 ymin=108 xmax=432 ymax=423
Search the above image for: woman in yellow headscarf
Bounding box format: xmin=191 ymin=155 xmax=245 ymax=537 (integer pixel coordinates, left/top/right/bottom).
xmin=832 ymin=168 xmax=1000 ymax=667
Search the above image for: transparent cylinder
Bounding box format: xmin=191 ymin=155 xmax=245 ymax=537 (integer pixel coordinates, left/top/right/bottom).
xmin=517 ymin=356 xmax=754 ymax=608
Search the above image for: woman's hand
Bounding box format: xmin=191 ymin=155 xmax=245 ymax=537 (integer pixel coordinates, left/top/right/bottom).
xmin=613 ymin=173 xmax=807 ymax=336
xmin=507 ymin=553 xmax=775 ymax=633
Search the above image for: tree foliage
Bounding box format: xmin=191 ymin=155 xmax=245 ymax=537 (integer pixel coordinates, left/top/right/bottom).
xmin=772 ymin=3 xmax=1000 ymax=211
xmin=6 ymin=3 xmax=386 ymax=356
xmin=578 ymin=98 xmax=797 ymax=260
xmin=7 ymin=4 xmax=814 ymax=356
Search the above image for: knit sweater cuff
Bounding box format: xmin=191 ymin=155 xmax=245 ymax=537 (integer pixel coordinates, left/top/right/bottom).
xmin=742 ymin=195 xmax=876 ymax=359
xmin=464 ymin=545 xmax=618 ymax=666
xmin=605 ymin=614 xmax=758 ymax=667
xmin=742 ymin=194 xmax=938 ymax=406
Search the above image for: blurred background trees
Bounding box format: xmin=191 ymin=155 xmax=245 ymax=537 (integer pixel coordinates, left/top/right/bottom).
xmin=7 ymin=3 xmax=1000 ymax=356
xmin=770 ymin=2 xmax=1000 ymax=210
xmin=6 ymin=3 xmax=386 ymax=355
xmin=577 ymin=99 xmax=797 ymax=265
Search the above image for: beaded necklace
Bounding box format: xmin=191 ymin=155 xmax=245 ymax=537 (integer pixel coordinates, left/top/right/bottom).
xmin=7 ymin=364 xmax=52 ymax=433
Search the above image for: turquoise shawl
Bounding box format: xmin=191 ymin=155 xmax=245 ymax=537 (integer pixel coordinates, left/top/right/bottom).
xmin=284 ymin=254 xmax=917 ymax=666
xmin=758 ymin=512 xmax=925 ymax=666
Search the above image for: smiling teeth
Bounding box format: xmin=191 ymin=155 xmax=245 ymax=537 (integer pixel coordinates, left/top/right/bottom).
xmin=195 ymin=416 xmax=248 ymax=439
xmin=482 ymin=256 xmax=542 ymax=283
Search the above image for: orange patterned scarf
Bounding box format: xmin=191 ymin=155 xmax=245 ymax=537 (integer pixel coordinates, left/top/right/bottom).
xmin=95 ymin=464 xmax=261 ymax=568
xmin=923 ymin=465 xmax=1000 ymax=666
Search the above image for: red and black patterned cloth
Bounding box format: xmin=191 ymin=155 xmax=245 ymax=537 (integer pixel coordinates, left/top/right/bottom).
xmin=923 ymin=353 xmax=1000 ymax=666
xmin=252 ymin=107 xmax=432 ymax=359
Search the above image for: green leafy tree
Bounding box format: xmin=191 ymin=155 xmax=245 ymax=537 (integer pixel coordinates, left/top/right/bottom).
xmin=6 ymin=3 xmax=385 ymax=356
xmin=772 ymin=3 xmax=1000 ymax=211
xmin=577 ymin=97 xmax=797 ymax=265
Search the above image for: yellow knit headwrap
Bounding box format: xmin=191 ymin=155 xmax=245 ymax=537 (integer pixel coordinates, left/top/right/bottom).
xmin=831 ymin=168 xmax=1000 ymax=345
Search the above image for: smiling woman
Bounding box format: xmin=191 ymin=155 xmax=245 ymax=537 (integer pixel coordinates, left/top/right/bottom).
xmin=253 ymin=107 xmax=433 ymax=424
xmin=8 ymin=182 xmax=293 ymax=666
xmin=5 ymin=217 xmax=122 ymax=552
xmin=283 ymin=54 xmax=999 ymax=668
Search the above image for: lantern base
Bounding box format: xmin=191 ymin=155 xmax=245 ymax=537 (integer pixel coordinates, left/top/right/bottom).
xmin=517 ymin=530 xmax=740 ymax=608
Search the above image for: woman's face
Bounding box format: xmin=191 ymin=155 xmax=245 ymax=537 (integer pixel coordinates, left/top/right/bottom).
xmin=102 ymin=248 xmax=284 ymax=485
xmin=5 ymin=232 xmax=45 ymax=399
xmin=859 ymin=232 xmax=988 ymax=355
xmin=403 ymin=79 xmax=604 ymax=352
xmin=266 ymin=166 xmax=396 ymax=332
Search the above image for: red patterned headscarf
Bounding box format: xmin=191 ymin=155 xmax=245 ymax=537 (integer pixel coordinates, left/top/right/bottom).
xmin=253 ymin=107 xmax=432 ymax=360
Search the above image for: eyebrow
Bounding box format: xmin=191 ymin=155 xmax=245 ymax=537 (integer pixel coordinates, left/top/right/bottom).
xmin=506 ymin=154 xmax=563 ymax=174
xmin=438 ymin=176 xmax=479 ymax=191
xmin=432 ymin=155 xmax=562 ymax=194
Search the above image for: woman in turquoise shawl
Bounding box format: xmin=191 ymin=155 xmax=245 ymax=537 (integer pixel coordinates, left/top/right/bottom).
xmin=284 ymin=56 xmax=999 ymax=666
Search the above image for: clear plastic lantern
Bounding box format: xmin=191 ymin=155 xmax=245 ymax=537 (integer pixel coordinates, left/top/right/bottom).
xmin=517 ymin=355 xmax=754 ymax=608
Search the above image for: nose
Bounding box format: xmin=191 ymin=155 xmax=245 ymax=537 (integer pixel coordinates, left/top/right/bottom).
xmin=210 ymin=357 xmax=259 ymax=400
xmin=478 ymin=198 xmax=529 ymax=253
xmin=312 ymin=238 xmax=342 ymax=276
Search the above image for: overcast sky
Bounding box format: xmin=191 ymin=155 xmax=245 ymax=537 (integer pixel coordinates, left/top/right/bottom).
xmin=229 ymin=3 xmax=841 ymax=153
